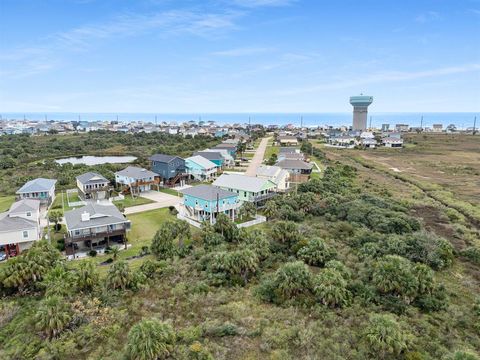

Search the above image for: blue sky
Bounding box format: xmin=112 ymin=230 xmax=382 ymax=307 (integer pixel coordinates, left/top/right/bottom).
xmin=0 ymin=0 xmax=479 ymax=113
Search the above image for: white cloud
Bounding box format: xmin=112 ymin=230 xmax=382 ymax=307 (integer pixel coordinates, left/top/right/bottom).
xmin=415 ymin=11 xmax=441 ymax=23
xmin=230 ymin=0 xmax=295 ymax=8
xmin=275 ymin=63 xmax=480 ymax=95
xmin=212 ymin=46 xmax=274 ymax=56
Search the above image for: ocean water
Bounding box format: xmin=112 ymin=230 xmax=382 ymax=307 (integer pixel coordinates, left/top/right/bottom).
xmin=1 ymin=112 xmax=478 ymax=129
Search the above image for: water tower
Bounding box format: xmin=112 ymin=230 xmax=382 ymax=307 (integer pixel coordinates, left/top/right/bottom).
xmin=350 ymin=94 xmax=373 ymax=131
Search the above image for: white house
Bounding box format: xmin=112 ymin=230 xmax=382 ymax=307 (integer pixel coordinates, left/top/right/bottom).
xmin=0 ymin=199 xmax=42 ymax=258
xmin=383 ymin=137 xmax=404 ymax=148
xmin=255 ymin=165 xmax=290 ymax=192
xmin=16 ymin=178 xmax=57 ymax=206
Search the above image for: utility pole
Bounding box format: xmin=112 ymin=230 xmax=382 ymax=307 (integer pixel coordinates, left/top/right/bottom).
xmin=300 ymin=116 xmax=303 ymax=129
xmin=474 ymin=116 xmax=477 ymax=135
xmin=421 ymin=115 xmax=423 ymax=130
xmin=155 ymin=115 xmax=158 ymax=127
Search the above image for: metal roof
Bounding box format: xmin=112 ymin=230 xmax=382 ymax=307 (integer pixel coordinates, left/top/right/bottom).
xmin=65 ymin=203 xmax=128 ymax=231
xmin=149 ymin=154 xmax=183 ymax=163
xmin=186 ymin=155 xmax=217 ymax=169
xmin=194 ymin=151 xmax=223 ymax=161
xmin=115 ymin=166 xmax=158 ymax=179
xmin=276 ymin=159 xmax=313 ymax=170
xmin=76 ymin=172 xmax=108 ymax=184
xmin=213 ymin=173 xmax=275 ymax=193
xmin=180 ymin=184 xmax=237 ymax=201
xmin=16 ymin=178 xmax=57 ymax=194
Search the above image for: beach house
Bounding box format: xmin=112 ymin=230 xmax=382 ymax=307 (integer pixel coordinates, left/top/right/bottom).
xmin=213 ymin=173 xmax=277 ymax=206
xmin=16 ymin=178 xmax=57 ymax=206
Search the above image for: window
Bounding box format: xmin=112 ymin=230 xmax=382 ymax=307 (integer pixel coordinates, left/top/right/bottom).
xmin=26 ymin=212 xmax=31 ymax=217
xmin=23 ymin=230 xmax=28 ymax=238
xmin=75 ymin=230 xmax=80 ymax=236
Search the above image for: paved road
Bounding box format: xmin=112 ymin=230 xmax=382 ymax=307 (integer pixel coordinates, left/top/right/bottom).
xmin=124 ymin=191 xmax=180 ymax=215
xmin=245 ymin=137 xmax=271 ymax=176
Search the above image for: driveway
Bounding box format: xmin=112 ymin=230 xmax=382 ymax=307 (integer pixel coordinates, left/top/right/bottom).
xmin=245 ymin=137 xmax=271 ymax=176
xmin=124 ymin=191 xmax=180 ymax=215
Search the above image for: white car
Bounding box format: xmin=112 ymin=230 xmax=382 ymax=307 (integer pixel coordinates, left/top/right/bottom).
xmin=0 ymin=251 xmax=6 ymax=261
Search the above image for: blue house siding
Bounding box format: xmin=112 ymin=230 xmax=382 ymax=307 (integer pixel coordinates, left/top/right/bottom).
xmin=183 ymin=194 xmax=237 ymax=213
xmin=151 ymin=158 xmax=185 ymax=180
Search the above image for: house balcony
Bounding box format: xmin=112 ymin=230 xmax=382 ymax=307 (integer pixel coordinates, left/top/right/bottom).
xmin=250 ymin=192 xmax=277 ymax=203
xmin=65 ymin=227 xmax=128 ymax=244
xmin=83 ymin=185 xmax=110 ymax=193
xmin=193 ymin=202 xmax=239 ymax=212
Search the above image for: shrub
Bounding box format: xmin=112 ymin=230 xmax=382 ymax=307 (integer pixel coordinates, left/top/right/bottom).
xmin=88 ymin=250 xmax=97 ymax=257
xmin=313 ymin=268 xmax=351 ymax=308
xmin=364 ymin=314 xmax=412 ymax=359
xmin=125 ymin=319 xmax=176 ymax=360
xmin=297 ymin=238 xmax=336 ymax=267
xmin=461 ymin=247 xmax=480 ymax=265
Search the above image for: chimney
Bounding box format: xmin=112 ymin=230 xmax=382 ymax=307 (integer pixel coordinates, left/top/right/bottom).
xmin=81 ymin=211 xmax=90 ymax=222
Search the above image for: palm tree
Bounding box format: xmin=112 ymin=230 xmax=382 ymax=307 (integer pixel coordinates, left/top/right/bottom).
xmin=313 ymin=268 xmax=350 ymax=308
xmin=110 ymin=246 xmax=120 ymax=261
xmin=364 ymin=314 xmax=412 ymax=359
xmin=35 ymin=295 xmax=72 ymax=339
xmin=238 ymin=202 xmax=256 ymax=220
xmin=106 ymin=260 xmax=131 ymax=290
xmin=125 ymin=319 xmax=176 ymax=360
xmin=263 ymin=200 xmax=278 ymax=221
xmin=77 ymin=260 xmax=99 ymax=291
xmin=48 ymin=210 xmax=63 ymax=232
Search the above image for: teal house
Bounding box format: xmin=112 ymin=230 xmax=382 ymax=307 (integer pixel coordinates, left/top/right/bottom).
xmin=179 ymin=185 xmax=239 ymax=224
xmin=185 ymin=155 xmax=218 ymax=181
xmin=193 ymin=151 xmax=225 ymax=167
xmin=16 ymin=178 xmax=57 ymax=205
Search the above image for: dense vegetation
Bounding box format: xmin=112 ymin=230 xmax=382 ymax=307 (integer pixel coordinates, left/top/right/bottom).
xmin=0 ymin=155 xmax=479 ymax=359
xmin=0 ymin=132 xmax=219 ymax=194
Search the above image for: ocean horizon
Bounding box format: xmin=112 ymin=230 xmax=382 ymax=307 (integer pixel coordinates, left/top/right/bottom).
xmin=1 ymin=112 xmax=478 ymax=129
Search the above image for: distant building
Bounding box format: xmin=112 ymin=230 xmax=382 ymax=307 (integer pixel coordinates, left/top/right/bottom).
xmin=432 ymin=124 xmax=443 ymax=132
xmin=381 ymin=124 xmax=390 ymax=132
xmin=350 ymin=95 xmax=373 ymax=131
xmin=382 ymin=137 xmax=404 ymax=148
xmin=395 ymin=124 xmax=409 ymax=132
xmin=278 ymin=136 xmax=298 ymax=146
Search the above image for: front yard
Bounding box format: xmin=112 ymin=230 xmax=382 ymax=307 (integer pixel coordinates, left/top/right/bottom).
xmin=0 ymin=195 xmax=15 ymax=212
xmin=113 ymin=196 xmax=154 ymax=208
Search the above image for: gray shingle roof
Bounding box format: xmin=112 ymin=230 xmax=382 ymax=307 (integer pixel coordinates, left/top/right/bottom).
xmin=65 ymin=203 xmax=128 ymax=231
xmin=149 ymin=154 xmax=182 ymax=163
xmin=16 ymin=178 xmax=57 ymax=194
xmin=194 ymin=151 xmax=223 ymax=161
xmin=276 ymin=159 xmax=313 ymax=170
xmin=279 ymin=147 xmax=300 ymax=154
xmin=214 ymin=143 xmax=237 ymax=149
xmin=180 ymin=185 xmax=237 ymax=201
xmin=9 ymin=199 xmax=40 ymax=214
xmin=115 ymin=166 xmax=158 ymax=179
xmin=76 ymin=172 xmax=108 ymax=184
xmin=213 ymin=174 xmax=275 ymax=193
xmin=0 ymin=213 xmax=37 ymax=232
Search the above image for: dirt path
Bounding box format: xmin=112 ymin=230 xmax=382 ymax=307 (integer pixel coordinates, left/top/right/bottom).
xmin=245 ymin=137 xmax=270 ymax=176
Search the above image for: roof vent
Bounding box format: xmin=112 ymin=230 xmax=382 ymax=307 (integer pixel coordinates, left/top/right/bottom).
xmin=81 ymin=212 xmax=90 ymax=222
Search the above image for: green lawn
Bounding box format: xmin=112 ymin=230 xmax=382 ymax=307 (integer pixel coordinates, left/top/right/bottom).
xmin=264 ymin=145 xmax=279 ymax=161
xmin=113 ymin=196 xmax=154 ymax=208
xmin=159 ymin=188 xmax=183 ymax=197
xmin=0 ymin=195 xmax=15 ymax=212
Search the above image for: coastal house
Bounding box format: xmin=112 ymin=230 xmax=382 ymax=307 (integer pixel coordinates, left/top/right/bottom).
xmin=395 ymin=124 xmax=409 ymax=132
xmin=382 ymin=137 xmax=404 ymax=148
xmin=361 ymin=138 xmax=378 ymax=148
xmin=276 ymin=159 xmax=313 ymax=183
xmin=193 ymin=151 xmax=225 ymax=168
xmin=76 ymin=172 xmax=110 ymax=200
xmin=326 ymin=135 xmax=356 ymax=148
xmin=64 ymin=203 xmax=131 ymax=256
xmin=203 ymin=149 xmax=235 ymax=167
xmin=185 ymin=155 xmax=219 ymax=181
xmin=213 ymin=173 xmax=277 ymax=206
xmin=149 ymin=154 xmax=187 ymax=187
xmin=432 ymin=124 xmax=443 ymax=132
xmin=278 ymin=148 xmax=305 ymax=161
xmin=179 ymin=185 xmax=239 ymax=225
xmin=255 ymin=165 xmax=290 ymax=192
xmin=0 ymin=199 xmax=42 ymax=258
xmin=214 ymin=143 xmax=237 ymax=158
xmin=278 ymin=136 xmax=298 ymax=146
xmin=16 ymin=178 xmax=57 ymax=206
xmin=115 ymin=166 xmax=159 ymax=195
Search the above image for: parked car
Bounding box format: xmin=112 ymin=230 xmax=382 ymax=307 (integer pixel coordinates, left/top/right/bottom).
xmin=0 ymin=251 xmax=7 ymax=261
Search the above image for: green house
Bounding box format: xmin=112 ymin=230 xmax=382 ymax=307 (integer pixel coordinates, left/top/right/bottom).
xmin=212 ymin=173 xmax=277 ymax=206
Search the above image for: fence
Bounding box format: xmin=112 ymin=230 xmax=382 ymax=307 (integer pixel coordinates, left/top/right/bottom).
xmin=237 ymin=215 xmax=267 ymax=228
